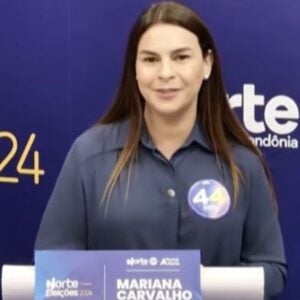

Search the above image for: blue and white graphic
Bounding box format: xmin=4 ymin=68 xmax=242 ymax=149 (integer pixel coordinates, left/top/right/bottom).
xmin=188 ymin=179 xmax=230 ymax=219
xmin=35 ymin=250 xmax=201 ymax=300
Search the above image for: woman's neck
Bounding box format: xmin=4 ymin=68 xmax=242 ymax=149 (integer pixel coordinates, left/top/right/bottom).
xmin=144 ymin=110 xmax=196 ymax=160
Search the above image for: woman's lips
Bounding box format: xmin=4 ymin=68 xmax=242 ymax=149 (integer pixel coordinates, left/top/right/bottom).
xmin=155 ymin=88 xmax=181 ymax=99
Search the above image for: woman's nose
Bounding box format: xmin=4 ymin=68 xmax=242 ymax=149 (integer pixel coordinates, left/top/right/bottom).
xmin=158 ymin=60 xmax=175 ymax=81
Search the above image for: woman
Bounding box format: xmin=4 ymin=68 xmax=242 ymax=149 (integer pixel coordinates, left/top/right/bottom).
xmin=35 ymin=1 xmax=287 ymax=298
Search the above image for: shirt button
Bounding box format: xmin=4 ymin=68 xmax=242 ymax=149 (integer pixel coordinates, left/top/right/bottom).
xmin=166 ymin=188 xmax=176 ymax=198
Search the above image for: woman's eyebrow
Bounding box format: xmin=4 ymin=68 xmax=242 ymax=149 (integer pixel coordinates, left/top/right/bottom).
xmin=138 ymin=50 xmax=159 ymax=56
xmin=139 ymin=47 xmax=193 ymax=55
xmin=172 ymin=47 xmax=193 ymax=54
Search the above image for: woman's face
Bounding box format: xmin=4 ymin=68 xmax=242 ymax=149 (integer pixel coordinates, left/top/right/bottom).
xmin=136 ymin=23 xmax=212 ymax=120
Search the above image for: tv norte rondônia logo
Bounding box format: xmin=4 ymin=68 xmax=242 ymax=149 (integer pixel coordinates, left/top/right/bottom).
xmin=229 ymin=84 xmax=299 ymax=149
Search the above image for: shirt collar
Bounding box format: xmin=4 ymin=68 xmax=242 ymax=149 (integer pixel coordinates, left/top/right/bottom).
xmin=187 ymin=121 xmax=212 ymax=152
xmin=140 ymin=120 xmax=212 ymax=152
xmin=104 ymin=118 xmax=212 ymax=153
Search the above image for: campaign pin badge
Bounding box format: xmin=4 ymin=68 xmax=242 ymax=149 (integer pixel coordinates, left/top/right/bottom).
xmin=188 ymin=179 xmax=230 ymax=219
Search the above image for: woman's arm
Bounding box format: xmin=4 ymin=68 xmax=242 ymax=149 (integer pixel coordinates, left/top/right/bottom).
xmin=240 ymin=155 xmax=287 ymax=299
xmin=35 ymin=140 xmax=87 ymax=250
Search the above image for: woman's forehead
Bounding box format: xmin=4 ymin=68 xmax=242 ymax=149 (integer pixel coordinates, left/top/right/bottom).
xmin=137 ymin=23 xmax=200 ymax=53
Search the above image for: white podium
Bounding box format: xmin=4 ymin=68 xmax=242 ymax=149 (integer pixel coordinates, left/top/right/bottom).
xmin=1 ymin=265 xmax=264 ymax=300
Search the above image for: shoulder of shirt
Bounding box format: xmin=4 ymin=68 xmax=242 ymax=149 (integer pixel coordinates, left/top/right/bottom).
xmin=69 ymin=120 xmax=129 ymax=164
xmin=231 ymin=143 xmax=264 ymax=175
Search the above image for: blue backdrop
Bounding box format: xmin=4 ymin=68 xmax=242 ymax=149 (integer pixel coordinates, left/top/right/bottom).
xmin=0 ymin=1 xmax=299 ymax=299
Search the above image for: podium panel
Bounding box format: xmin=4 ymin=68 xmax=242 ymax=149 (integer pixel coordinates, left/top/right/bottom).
xmin=2 ymin=265 xmax=264 ymax=300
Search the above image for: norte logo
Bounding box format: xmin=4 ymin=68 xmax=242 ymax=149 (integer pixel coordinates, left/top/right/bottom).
xmin=126 ymin=256 xmax=179 ymax=267
xmin=229 ymin=84 xmax=299 ymax=149
xmin=126 ymin=257 xmax=151 ymax=266
xmin=45 ymin=277 xmax=79 ymax=298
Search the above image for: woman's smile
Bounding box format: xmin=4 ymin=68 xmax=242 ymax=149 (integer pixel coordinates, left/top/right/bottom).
xmin=154 ymin=88 xmax=181 ymax=99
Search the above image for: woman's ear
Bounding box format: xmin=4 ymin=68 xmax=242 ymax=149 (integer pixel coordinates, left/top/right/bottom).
xmin=203 ymin=49 xmax=213 ymax=80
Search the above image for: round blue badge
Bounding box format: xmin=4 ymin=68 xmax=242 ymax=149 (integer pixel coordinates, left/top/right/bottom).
xmin=188 ymin=179 xmax=230 ymax=219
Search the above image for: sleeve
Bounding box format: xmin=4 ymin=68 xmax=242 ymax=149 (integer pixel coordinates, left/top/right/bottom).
xmin=35 ymin=140 xmax=87 ymax=250
xmin=240 ymin=156 xmax=288 ymax=299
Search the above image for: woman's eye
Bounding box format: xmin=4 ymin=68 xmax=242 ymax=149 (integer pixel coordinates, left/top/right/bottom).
xmin=175 ymin=55 xmax=190 ymax=61
xmin=143 ymin=57 xmax=158 ymax=63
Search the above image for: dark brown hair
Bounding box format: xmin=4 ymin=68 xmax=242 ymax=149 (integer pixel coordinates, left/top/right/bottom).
xmin=99 ymin=1 xmax=275 ymax=208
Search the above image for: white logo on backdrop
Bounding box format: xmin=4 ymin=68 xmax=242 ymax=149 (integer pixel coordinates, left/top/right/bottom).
xmin=229 ymin=84 xmax=299 ymax=149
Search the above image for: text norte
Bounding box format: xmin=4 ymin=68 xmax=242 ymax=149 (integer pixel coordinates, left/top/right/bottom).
xmin=229 ymin=84 xmax=299 ymax=135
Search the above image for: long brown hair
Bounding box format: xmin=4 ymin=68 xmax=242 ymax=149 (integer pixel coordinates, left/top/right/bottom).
xmin=99 ymin=1 xmax=276 ymax=208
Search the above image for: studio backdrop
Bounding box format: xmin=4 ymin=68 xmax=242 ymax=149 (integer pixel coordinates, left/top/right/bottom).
xmin=0 ymin=1 xmax=299 ymax=299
